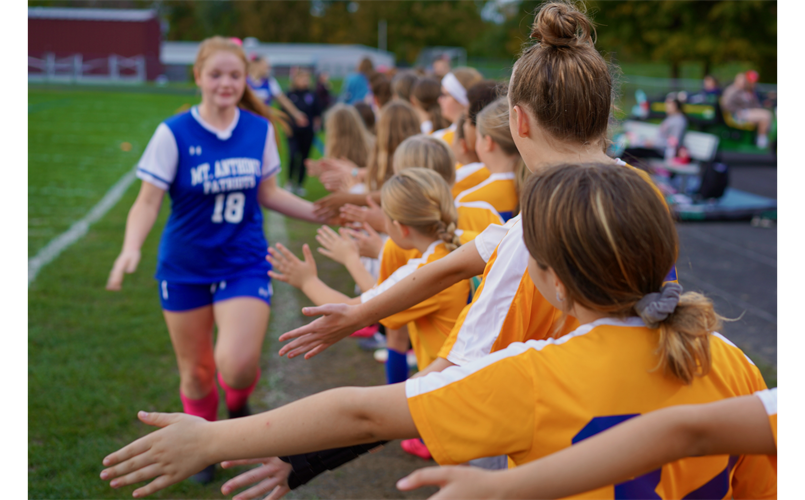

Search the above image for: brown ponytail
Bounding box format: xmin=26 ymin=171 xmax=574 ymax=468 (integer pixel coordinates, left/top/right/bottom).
xmin=521 ymin=163 xmax=720 ymax=384
xmin=193 ymin=36 xmax=290 ymax=142
xmin=509 ymin=2 xmax=611 ymax=147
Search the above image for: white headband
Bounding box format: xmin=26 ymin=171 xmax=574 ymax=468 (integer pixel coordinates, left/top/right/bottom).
xmin=441 ymin=72 xmax=469 ymax=106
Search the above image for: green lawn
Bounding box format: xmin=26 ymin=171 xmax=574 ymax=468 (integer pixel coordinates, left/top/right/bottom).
xmin=28 ymin=86 xmax=331 ymax=499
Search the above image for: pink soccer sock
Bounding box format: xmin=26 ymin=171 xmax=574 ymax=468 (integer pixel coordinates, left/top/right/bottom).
xmin=217 ymin=368 xmax=260 ymax=412
xmin=180 ymin=385 xmax=219 ymax=422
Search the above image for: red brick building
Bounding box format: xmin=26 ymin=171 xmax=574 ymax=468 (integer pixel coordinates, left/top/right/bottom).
xmin=28 ymin=7 xmax=163 ymax=81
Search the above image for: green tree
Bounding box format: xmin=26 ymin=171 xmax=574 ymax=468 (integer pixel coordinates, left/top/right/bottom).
xmin=588 ymin=1 xmax=777 ymax=82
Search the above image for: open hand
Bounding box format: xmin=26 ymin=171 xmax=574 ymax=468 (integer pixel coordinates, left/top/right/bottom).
xmin=106 ymin=249 xmax=141 ymax=290
xmin=344 ymin=223 xmax=384 ymax=259
xmin=100 ymin=411 xmax=211 ymax=498
xmin=396 ymin=465 xmax=501 ymax=500
xmin=313 ymin=192 xmax=356 ymax=220
xmin=320 ymin=169 xmax=353 ymax=193
xmin=340 ymin=196 xmax=385 ymax=233
xmin=277 ymin=303 xmax=365 ymax=359
xmin=221 ymin=457 xmax=292 ymax=500
xmin=267 ymin=243 xmax=318 ymax=291
xmin=316 ymin=225 xmax=359 ymax=265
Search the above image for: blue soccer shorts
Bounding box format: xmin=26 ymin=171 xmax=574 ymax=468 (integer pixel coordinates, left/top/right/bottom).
xmin=158 ymin=275 xmax=273 ymax=311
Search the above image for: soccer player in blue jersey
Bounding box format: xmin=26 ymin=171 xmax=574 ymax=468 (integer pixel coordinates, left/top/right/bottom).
xmin=106 ymin=36 xmax=322 ymax=484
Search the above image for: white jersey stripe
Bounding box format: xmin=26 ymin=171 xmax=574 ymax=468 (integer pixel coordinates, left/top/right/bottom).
xmin=755 ymin=387 xmax=777 ymax=416
xmin=454 ymin=171 xmax=516 ymax=206
xmin=445 ymin=219 xmax=528 ymax=365
xmin=409 ymin=317 xmax=646 ymax=397
xmin=360 ymin=241 xmax=440 ymax=303
xmin=455 ymin=162 xmax=485 ymax=183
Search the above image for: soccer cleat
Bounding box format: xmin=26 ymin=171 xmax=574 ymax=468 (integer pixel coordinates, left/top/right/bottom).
xmin=191 ymin=464 xmax=216 ymax=484
xmin=228 ymin=402 xmax=251 ymax=419
xmin=401 ymin=439 xmax=432 ymax=460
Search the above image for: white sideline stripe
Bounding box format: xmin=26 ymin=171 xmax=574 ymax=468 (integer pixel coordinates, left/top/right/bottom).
xmin=28 ymin=167 xmax=138 ymax=287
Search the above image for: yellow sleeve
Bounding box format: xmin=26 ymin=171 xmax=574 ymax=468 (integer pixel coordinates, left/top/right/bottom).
xmin=379 ymin=292 xmax=443 ymax=330
xmin=378 ymin=239 xmax=420 ymax=285
xmin=406 ymin=347 xmax=536 ymax=465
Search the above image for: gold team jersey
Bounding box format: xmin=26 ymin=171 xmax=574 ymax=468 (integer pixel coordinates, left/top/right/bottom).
xmin=454 ymin=172 xmax=518 ymax=222
xmin=407 ymin=318 xmax=776 ymax=499
xmin=362 ymin=241 xmax=471 ymax=370
xmin=432 ymin=124 xmax=456 ymax=147
xmin=755 ymin=387 xmax=778 ymax=473
xmin=439 ymin=161 xmax=678 ymax=365
xmin=452 ymin=162 xmax=491 ymax=199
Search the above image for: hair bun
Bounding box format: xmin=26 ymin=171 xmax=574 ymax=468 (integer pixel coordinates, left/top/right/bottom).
xmin=530 ymin=2 xmax=594 ymax=48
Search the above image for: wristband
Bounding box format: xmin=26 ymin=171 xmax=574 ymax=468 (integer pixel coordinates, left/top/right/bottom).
xmin=351 ymin=167 xmax=359 ymax=178
xmin=279 ymin=441 xmax=388 ymax=489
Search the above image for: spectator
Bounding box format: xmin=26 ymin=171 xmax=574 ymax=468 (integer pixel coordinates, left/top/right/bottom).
xmin=340 ymin=57 xmax=374 ymax=105
xmin=722 ymin=72 xmax=773 ymax=149
xmin=703 ymin=74 xmax=721 ymax=96
xmin=285 ymin=69 xmax=322 ymax=195
xmin=246 ymin=55 xmax=308 ymax=127
xmin=432 ymin=54 xmax=451 ymax=79
xmin=656 ymin=93 xmax=688 ymax=152
xmin=315 ymin=72 xmax=333 ymax=112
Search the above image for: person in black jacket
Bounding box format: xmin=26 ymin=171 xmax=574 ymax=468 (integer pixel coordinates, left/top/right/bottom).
xmin=285 ymin=69 xmax=322 ymax=195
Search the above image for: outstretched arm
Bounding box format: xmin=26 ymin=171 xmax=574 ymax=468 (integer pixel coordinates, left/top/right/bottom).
xmin=315 ymin=225 xmax=376 ymax=293
xmin=277 ymin=240 xmax=486 ymax=359
xmin=398 ymin=394 xmax=776 ymax=499
xmin=106 ymin=181 xmax=165 ymax=290
xmin=267 ymin=243 xmax=360 ymax=306
xmin=101 ymin=384 xmax=416 ymax=498
xmin=259 ymin=176 xmax=322 ymax=224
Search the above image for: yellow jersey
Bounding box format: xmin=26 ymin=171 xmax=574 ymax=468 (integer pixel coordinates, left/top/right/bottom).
xmin=408 ymin=319 xmax=776 ymax=499
xmin=439 ymin=160 xmax=677 ymax=365
xmin=362 ymin=241 xmax=471 ymax=370
xmin=452 ymin=162 xmax=491 ymax=200
xmin=455 ymin=201 xmax=504 ymax=234
xmin=432 ymin=123 xmax=456 ymax=146
xmin=454 ymin=172 xmax=518 ymax=222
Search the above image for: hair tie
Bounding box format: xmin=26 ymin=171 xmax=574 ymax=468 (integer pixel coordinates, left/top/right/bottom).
xmin=635 ymin=282 xmax=683 ymax=328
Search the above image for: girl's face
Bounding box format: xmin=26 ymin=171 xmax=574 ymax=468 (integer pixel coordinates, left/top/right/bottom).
xmin=293 ymin=72 xmax=311 ymax=89
xmin=196 ymin=51 xmax=246 ymax=110
xmin=439 ymin=87 xmax=466 ymax=123
xmin=665 ymin=100 xmax=678 ymax=114
xmin=527 ymin=256 xmax=565 ymax=311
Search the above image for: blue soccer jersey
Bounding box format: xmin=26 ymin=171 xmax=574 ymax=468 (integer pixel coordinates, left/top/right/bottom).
xmin=247 ymin=76 xmax=283 ymax=106
xmin=136 ymin=106 xmax=280 ymax=283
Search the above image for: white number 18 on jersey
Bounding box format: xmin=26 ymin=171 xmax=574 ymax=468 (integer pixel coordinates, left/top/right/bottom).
xmin=211 ymin=192 xmax=245 ymax=223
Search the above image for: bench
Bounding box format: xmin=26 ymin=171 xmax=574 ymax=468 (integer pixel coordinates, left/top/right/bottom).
xmin=622 ymin=120 xmax=720 ymax=192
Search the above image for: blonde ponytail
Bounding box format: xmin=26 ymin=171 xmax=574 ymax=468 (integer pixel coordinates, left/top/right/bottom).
xmin=381 ymin=168 xmax=460 ymax=251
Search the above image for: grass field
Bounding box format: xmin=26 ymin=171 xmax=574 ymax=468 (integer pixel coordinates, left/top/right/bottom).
xmin=28 ymin=86 xmax=337 ymax=499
